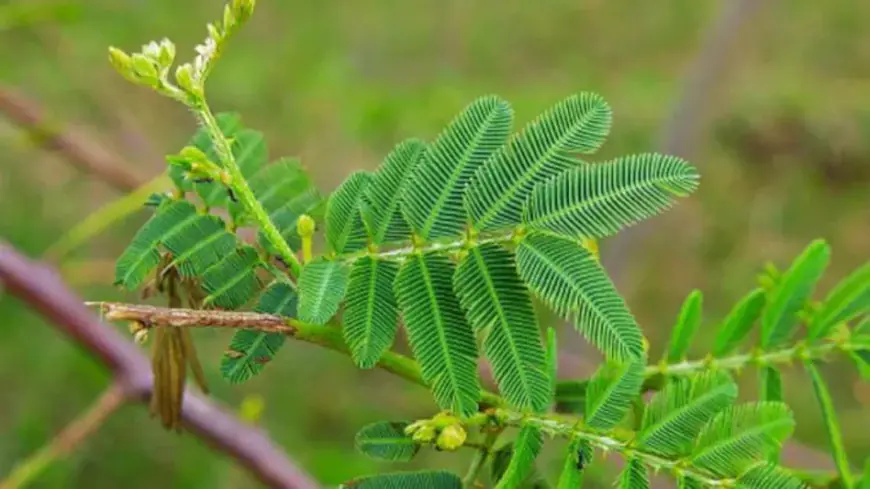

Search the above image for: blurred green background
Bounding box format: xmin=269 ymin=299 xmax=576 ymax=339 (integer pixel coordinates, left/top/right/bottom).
xmin=1 ymin=0 xmax=868 ymax=487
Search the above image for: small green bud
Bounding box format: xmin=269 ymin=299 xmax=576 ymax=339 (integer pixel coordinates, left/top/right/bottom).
xmin=179 ymin=146 xmax=209 ymax=162
xmin=175 ymin=63 xmax=199 ymax=96
xmin=296 ymin=214 xmax=316 ymax=237
xmin=157 ymin=38 xmax=176 ymax=68
xmin=435 ymin=424 xmax=466 ymax=451
xmin=231 ymin=0 xmax=255 ymax=23
xmin=403 ymin=420 xmax=426 ymax=435
xmin=141 ymin=41 xmax=161 ymax=60
xmin=411 ymin=425 xmax=437 ymax=443
xmin=130 ymin=53 xmax=159 ymax=84
xmin=206 ymin=23 xmax=222 ymax=43
xmin=108 ymin=47 xmax=136 ymax=81
xmin=431 ymin=412 xmax=459 ymax=429
xmin=223 ymin=5 xmax=235 ymax=31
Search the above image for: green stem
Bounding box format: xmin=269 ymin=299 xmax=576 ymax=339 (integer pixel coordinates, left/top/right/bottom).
xmin=462 ymin=429 xmax=501 ymax=488
xmin=496 ymin=411 xmax=732 ymax=487
xmin=646 ymin=338 xmax=861 ymax=382
xmin=194 ymin=102 xmax=302 ymax=277
xmin=288 ymin=318 xmax=504 ymax=408
xmin=561 ymin=337 xmax=866 ymax=394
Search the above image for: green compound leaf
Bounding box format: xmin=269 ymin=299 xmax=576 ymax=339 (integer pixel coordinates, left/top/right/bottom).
xmin=466 ymin=92 xmax=612 ymax=231
xmin=493 ymin=426 xmax=544 ymax=489
xmin=616 ymin=458 xmax=649 ymax=489
xmin=806 ymin=361 xmax=853 ymax=488
xmin=666 ymin=289 xmax=703 ymax=362
xmin=638 ymin=371 xmax=737 ymax=456
xmin=163 ymin=217 xmax=238 ymax=279
xmin=221 ymin=282 xmax=297 ymax=383
xmin=523 ymin=153 xmax=699 ymax=239
xmin=340 ymin=470 xmax=462 ymax=489
xmin=761 ymin=239 xmax=830 ymax=348
xmin=298 ymin=258 xmax=349 ymax=325
xmin=326 ymin=171 xmax=372 ymax=254
xmin=556 ymin=438 xmax=590 ymax=489
xmin=584 ymin=360 xmax=645 ymax=431
xmin=554 ymin=380 xmax=587 ymax=414
xmin=735 ymin=463 xmax=806 ymax=489
xmin=808 ymin=261 xmax=870 ymax=340
xmin=394 ymin=253 xmax=480 ymax=417
xmin=249 ymin=158 xmax=325 ymax=253
xmin=516 ymin=232 xmax=644 ymax=362
xmin=354 ymin=421 xmax=419 ymax=462
xmin=545 ymin=326 xmax=558 ymax=401
xmin=454 ymin=243 xmax=549 ymax=413
xmin=200 ymin=245 xmax=262 ymax=309
xmin=344 ymin=257 xmax=400 ymax=368
xmin=713 ymin=288 xmax=766 ymax=357
xmin=691 ymin=402 xmax=795 ymax=477
xmin=402 ymin=95 xmax=513 ymax=240
xmin=362 ymin=138 xmax=427 ymax=244
xmin=114 ymin=199 xmax=201 ymax=290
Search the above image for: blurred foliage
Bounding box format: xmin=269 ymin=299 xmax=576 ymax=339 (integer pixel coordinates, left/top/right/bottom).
xmin=0 ymin=0 xmax=868 ymax=487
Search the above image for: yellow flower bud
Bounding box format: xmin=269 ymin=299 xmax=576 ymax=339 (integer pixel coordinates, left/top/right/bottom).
xmin=175 ymin=63 xmax=199 ymax=96
xmin=411 ymin=425 xmax=437 ymax=443
xmin=108 ymin=47 xmax=136 ymax=81
xmin=157 ymin=38 xmax=176 ymax=68
xmin=435 ymin=424 xmax=466 ymax=451
xmin=130 ymin=53 xmax=159 ymax=85
xmin=296 ymin=214 xmax=316 ymax=238
xmin=231 ymin=0 xmax=256 ymax=23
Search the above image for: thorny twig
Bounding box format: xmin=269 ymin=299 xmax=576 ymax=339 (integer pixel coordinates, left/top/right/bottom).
xmin=0 ymin=242 xmax=319 ymax=489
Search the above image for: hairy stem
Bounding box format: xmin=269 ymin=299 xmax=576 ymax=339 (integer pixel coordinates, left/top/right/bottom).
xmin=193 ymin=102 xmax=302 ymax=277
xmin=497 ymin=411 xmax=732 ymax=487
xmin=647 ymin=339 xmax=862 ymax=381
xmin=0 ymin=383 xmax=127 ymax=489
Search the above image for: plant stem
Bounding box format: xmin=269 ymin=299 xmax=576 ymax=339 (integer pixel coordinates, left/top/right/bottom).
xmin=194 ymin=102 xmax=302 ymax=277
xmin=462 ymin=429 xmax=501 ymax=488
xmin=496 ymin=410 xmax=732 ymax=487
xmin=0 ymin=383 xmax=127 ymax=489
xmin=647 ymin=339 xmax=852 ymax=379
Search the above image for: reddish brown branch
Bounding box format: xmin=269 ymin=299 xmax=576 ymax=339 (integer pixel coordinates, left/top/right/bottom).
xmin=0 ymin=241 xmax=319 ymax=489
xmin=0 ymin=87 xmax=146 ymax=191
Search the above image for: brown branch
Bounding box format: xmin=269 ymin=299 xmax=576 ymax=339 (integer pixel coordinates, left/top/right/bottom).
xmin=1 ymin=383 xmax=127 ymax=489
xmin=0 ymin=86 xmax=146 ymax=191
xmin=89 ymin=302 xmax=295 ymax=333
xmin=0 ymin=241 xmax=319 ymax=489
